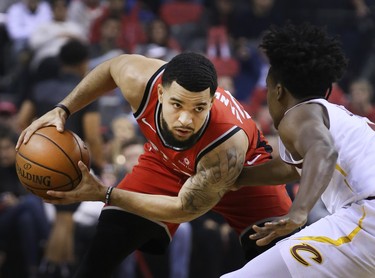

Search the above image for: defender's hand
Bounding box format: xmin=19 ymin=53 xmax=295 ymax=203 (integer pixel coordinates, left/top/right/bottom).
xmin=249 ymin=212 xmax=307 ymax=246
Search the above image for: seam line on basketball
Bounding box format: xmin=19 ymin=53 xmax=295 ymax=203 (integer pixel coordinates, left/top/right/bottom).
xmin=34 ymin=131 xmax=81 ymax=177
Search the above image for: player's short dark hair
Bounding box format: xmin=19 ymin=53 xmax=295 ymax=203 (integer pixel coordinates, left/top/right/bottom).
xmin=59 ymin=39 xmax=89 ymax=66
xmin=260 ymin=22 xmax=348 ymax=99
xmin=162 ymin=52 xmax=218 ymax=97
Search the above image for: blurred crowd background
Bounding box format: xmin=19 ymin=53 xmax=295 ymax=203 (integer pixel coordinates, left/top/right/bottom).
xmin=1 ymin=0 xmax=375 ymax=277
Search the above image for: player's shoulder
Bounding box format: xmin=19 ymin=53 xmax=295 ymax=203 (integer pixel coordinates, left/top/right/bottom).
xmin=113 ymin=54 xmax=166 ymax=82
xmin=202 ymin=129 xmax=248 ymax=160
xmin=111 ymin=55 xmax=166 ymax=102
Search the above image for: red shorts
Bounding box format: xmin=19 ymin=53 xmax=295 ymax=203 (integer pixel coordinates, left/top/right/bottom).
xmin=117 ymin=150 xmax=292 ymax=236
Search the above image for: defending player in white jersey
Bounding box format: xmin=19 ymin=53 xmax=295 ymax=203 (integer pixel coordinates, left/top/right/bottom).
xmin=223 ymin=22 xmax=375 ymax=277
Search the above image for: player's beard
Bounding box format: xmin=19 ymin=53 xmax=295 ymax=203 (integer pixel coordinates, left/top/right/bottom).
xmin=160 ymin=115 xmax=200 ymax=150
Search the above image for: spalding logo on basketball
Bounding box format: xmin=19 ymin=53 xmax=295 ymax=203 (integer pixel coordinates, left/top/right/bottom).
xmin=16 ymin=126 xmax=90 ymax=199
xmin=16 ymin=162 xmax=52 ymax=187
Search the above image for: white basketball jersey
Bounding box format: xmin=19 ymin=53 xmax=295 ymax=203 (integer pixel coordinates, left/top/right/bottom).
xmin=279 ymin=98 xmax=375 ymax=213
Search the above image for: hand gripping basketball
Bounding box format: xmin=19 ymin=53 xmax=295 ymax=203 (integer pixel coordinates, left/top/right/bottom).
xmin=16 ymin=126 xmax=90 ymax=199
xmin=45 ymin=160 xmax=108 ymax=205
xmin=16 ymin=105 xmax=68 ymax=151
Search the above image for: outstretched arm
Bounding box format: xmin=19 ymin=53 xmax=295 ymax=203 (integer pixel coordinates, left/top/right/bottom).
xmin=236 ymin=155 xmax=299 ymax=188
xmin=16 ymin=54 xmax=165 ymax=149
xmin=45 ymin=131 xmax=248 ymax=223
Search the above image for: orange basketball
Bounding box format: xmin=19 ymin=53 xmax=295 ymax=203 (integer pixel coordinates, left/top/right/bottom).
xmin=15 ymin=126 xmax=90 ymax=199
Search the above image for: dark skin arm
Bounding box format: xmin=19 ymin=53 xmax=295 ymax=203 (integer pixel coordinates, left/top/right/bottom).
xmin=236 ymin=155 xmax=300 ymax=187
xmin=251 ymin=103 xmax=338 ymax=246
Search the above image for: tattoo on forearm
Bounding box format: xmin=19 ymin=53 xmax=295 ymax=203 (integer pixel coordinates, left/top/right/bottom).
xmin=180 ymin=188 xmax=208 ymax=212
xmin=181 ymin=146 xmax=245 ymax=213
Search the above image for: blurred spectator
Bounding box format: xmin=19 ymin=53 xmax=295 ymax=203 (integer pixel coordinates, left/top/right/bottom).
xmin=225 ymin=0 xmax=285 ymax=101
xmin=253 ymin=104 xmax=274 ymax=136
xmin=17 ymin=39 xmax=105 ymax=172
xmin=134 ymin=17 xmax=181 ymax=61
xmin=0 ymin=95 xmax=18 ymax=130
xmin=4 ymin=0 xmax=53 ymax=102
xmin=140 ymin=0 xmax=162 ymax=15
xmin=98 ymin=87 xmax=132 ymax=141
xmin=87 ymin=5 xmax=133 ymax=144
xmin=67 ymin=0 xmax=105 ymax=37
xmin=89 ymin=0 xmax=154 ymax=54
xmin=91 ymin=16 xmax=131 ymax=138
xmin=232 ymin=39 xmax=269 ymax=102
xmin=0 ymin=12 xmax=11 ymax=92
xmin=123 ymin=0 xmax=156 ymax=26
xmin=207 ymin=26 xmax=239 ymax=80
xmin=347 ymin=78 xmax=375 ymax=122
xmin=106 ymin=113 xmax=139 ymax=174
xmin=0 ymin=124 xmax=49 ymax=278
xmin=241 ymin=85 xmax=266 ymax=118
xmin=0 ymin=0 xmax=19 ymax=13
xmin=5 ymin=0 xmax=52 ymax=56
xmin=118 ymin=136 xmax=146 ymax=177
xmin=28 ymin=0 xmax=86 ymax=80
xmin=205 ymin=0 xmax=238 ymax=33
xmin=159 ymin=0 xmax=207 ymax=52
xmin=88 ymin=15 xmax=125 ymax=69
xmin=16 ymin=39 xmax=104 ymax=277
xmin=88 ymin=0 xmax=127 ymax=47
xmin=231 ymin=0 xmax=285 ymax=40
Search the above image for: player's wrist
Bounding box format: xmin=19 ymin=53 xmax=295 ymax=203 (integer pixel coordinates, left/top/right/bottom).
xmin=104 ymin=186 xmax=114 ymax=205
xmin=54 ymin=103 xmax=71 ymax=119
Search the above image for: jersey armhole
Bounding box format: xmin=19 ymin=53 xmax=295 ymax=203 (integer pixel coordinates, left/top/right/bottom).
xmin=133 ymin=64 xmax=166 ymax=119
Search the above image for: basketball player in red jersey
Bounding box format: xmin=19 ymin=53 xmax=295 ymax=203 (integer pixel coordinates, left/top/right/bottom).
xmin=17 ymin=52 xmax=295 ymax=277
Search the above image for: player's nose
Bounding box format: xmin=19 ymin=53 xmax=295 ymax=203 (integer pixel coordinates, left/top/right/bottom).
xmin=178 ymin=111 xmax=193 ymax=125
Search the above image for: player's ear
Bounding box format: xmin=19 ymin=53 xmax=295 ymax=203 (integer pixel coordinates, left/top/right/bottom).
xmin=210 ymin=96 xmax=215 ymax=107
xmin=276 ymin=83 xmax=285 ymax=100
xmin=157 ymin=84 xmax=163 ymax=103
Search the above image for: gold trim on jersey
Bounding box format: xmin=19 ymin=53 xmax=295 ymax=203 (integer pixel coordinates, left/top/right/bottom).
xmin=295 ymin=206 xmax=366 ymax=246
xmin=335 ymin=164 xmax=347 ymax=177
xmin=335 ymin=164 xmax=354 ymax=192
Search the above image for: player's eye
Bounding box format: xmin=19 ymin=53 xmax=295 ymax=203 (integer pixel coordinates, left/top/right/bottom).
xmin=195 ymin=107 xmax=204 ymax=113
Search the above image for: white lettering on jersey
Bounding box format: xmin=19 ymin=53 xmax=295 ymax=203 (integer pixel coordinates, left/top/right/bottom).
xmin=215 ymin=91 xmax=251 ymax=124
xmin=219 ymin=94 xmax=230 ymax=106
